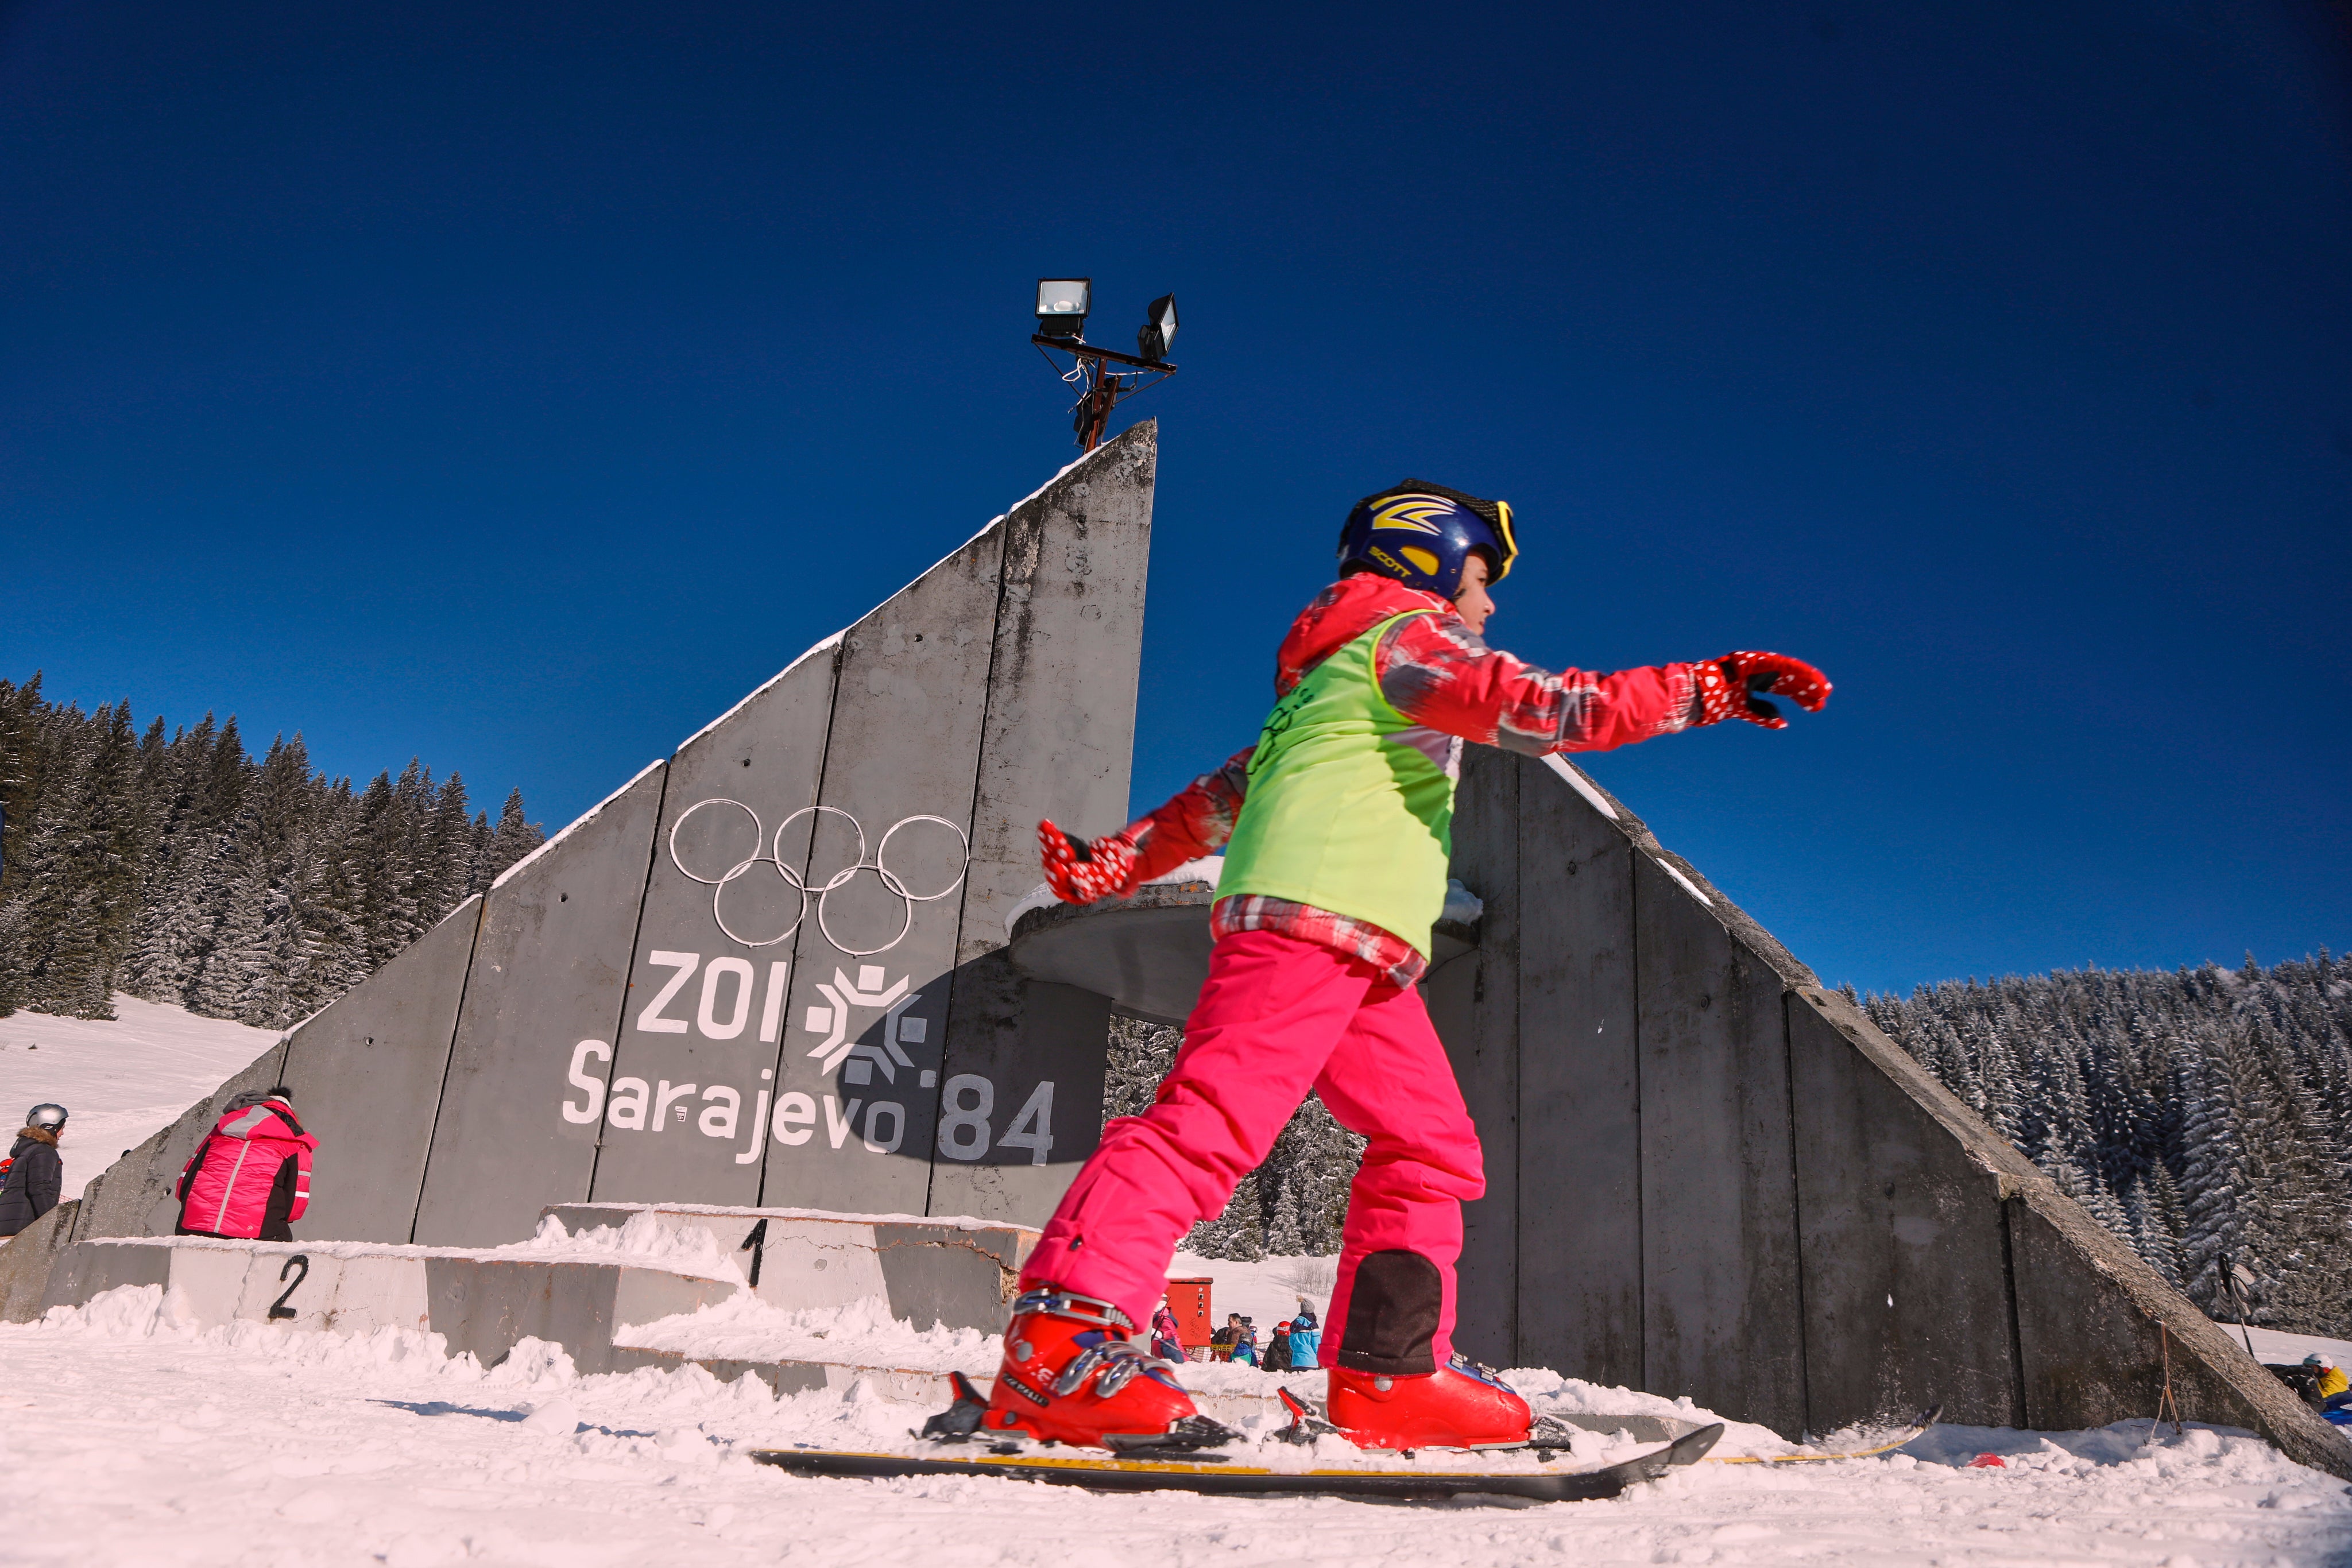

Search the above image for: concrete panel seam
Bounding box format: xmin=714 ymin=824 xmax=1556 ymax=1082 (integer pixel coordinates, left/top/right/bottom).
xmin=672 ymin=630 xmax=847 ymax=756
xmin=757 ymin=640 xmax=850 ymax=1209
xmin=1998 ymin=1194 xmax=2031 ymax=1427
xmin=1778 ymin=989 xmax=1812 ymax=1437
xmin=404 ymin=897 xmax=489 ymax=1244
xmin=493 ymin=760 xmax=665 ymax=891
xmin=1628 ymin=841 xmax=1646 ymax=1394
xmin=924 ymin=501 xmax=1019 ymax=1219
xmin=585 ymin=757 xmax=678 ymax=1203
xmin=724 ymin=634 xmax=846 ymax=1213
xmin=1508 ymin=965 xmax=1523 ymax=1365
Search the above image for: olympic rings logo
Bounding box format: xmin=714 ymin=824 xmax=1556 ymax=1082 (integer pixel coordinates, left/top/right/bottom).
xmin=667 ymin=800 xmax=969 ymax=957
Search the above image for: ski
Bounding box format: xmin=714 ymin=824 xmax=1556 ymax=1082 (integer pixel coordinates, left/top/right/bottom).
xmin=1703 ymin=1405 xmax=1942 ymax=1464
xmin=749 ymin=1420 xmax=1724 ymax=1503
xmin=752 ymin=1372 xmax=1723 ymax=1503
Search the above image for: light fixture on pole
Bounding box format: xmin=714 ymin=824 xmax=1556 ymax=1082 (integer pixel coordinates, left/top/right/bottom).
xmin=1136 ymin=294 xmax=1177 ymax=363
xmin=1030 ymin=278 xmax=1180 ymax=452
xmin=1035 ymin=279 xmax=1091 ymax=340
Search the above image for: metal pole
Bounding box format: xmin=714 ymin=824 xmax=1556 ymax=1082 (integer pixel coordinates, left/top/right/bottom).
xmin=2219 ymin=1255 xmax=2257 ymax=1358
xmin=1082 ymin=357 xmax=1115 ymax=452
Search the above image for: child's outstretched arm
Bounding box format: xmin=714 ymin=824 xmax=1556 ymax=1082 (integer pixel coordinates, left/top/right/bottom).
xmin=1038 ymin=749 xmax=1253 ymax=904
xmin=1376 ymin=612 xmax=1828 ymax=754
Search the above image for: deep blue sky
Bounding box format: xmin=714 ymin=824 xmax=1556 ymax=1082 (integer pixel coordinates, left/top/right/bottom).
xmin=3 ymin=2 xmax=2346 ymax=996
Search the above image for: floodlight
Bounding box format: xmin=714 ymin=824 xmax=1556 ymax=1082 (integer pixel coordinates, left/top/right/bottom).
xmin=1136 ymin=294 xmax=1178 ymax=363
xmin=1036 ymin=278 xmax=1091 ymax=340
xmin=1027 ymin=278 xmax=1180 ymax=452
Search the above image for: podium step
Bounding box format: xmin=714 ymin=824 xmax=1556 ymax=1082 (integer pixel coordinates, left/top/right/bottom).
xmin=36 ymin=1234 xmax=738 ymax=1375
xmin=540 ymin=1203 xmax=1038 ymax=1331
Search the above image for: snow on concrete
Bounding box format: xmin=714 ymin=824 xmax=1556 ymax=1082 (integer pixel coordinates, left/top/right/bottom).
xmin=9 ymin=1282 xmax=2352 ymax=1566
xmin=492 ymin=758 xmax=664 ymax=889
xmin=0 ymin=994 xmax=283 ymax=1201
xmin=559 ymin=1199 xmax=1033 ymax=1234
xmin=60 ymin=1213 xmax=754 ymax=1281
xmin=672 ymin=630 xmax=845 ymax=754
xmin=1541 ymin=752 xmax=1620 ymax=821
xmin=617 ymin=1288 xmax=995 ymax=1369
xmin=492 ymin=1212 xmax=746 ymax=1281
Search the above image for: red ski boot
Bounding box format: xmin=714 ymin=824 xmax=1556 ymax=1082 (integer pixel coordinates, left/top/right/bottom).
xmin=982 ymin=1287 xmax=1236 ymax=1451
xmin=1327 ymin=1354 xmax=1533 ymax=1449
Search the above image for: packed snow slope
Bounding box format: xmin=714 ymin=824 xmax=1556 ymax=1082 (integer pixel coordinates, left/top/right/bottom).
xmin=0 ymin=994 xmax=281 ymax=1200
xmin=2243 ymin=1325 xmax=2352 ymax=1372
xmin=7 ymin=1287 xmax=2352 ymax=1568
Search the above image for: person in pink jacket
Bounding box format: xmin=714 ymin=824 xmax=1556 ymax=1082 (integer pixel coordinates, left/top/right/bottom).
xmin=176 ymin=1087 xmax=316 ymax=1242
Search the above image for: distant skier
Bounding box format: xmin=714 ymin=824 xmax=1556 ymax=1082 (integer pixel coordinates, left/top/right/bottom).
xmin=1149 ymin=1298 xmax=1186 ymax=1363
xmin=2305 ymin=1353 xmax=2351 ymax=1411
xmin=0 ymin=1103 xmax=69 ymax=1237
xmin=984 ymin=481 xmax=1829 ymax=1451
xmin=176 ymin=1087 xmax=317 ymax=1242
xmin=1289 ymin=1303 xmax=1321 ymax=1370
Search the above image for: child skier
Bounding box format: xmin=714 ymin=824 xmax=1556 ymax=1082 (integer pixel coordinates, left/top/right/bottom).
xmin=985 ymin=481 xmax=1829 ymax=1451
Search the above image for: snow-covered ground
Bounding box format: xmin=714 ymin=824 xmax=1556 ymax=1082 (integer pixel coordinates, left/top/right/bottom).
xmin=2244 ymin=1325 xmax=2352 ymax=1370
xmin=7 ymin=1286 xmax=2352 ymax=1567
xmin=11 ymin=998 xmax=2352 ymax=1562
xmin=0 ymin=994 xmax=282 ymax=1199
xmin=1166 ymin=1248 xmax=1337 ymax=1331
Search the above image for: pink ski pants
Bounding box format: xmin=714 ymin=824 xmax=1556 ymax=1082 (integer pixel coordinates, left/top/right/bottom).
xmin=1020 ymin=927 xmax=1485 ymax=1364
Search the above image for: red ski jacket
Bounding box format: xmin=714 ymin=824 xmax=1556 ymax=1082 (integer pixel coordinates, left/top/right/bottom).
xmin=1115 ymin=575 xmax=1703 ymax=981
xmin=176 ymin=1098 xmax=316 ymax=1241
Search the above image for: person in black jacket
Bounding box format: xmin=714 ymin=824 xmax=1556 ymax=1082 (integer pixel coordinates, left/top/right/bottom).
xmin=0 ymin=1102 xmax=68 ymax=1237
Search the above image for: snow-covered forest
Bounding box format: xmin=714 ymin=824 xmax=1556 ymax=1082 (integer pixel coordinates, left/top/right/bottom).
xmin=1865 ymin=954 xmax=2352 ymax=1337
xmin=1139 ymin=952 xmax=2352 ymax=1338
xmin=0 ymin=672 xmax=545 ymax=1029
xmin=1107 ymin=1016 xmax=1368 ymax=1260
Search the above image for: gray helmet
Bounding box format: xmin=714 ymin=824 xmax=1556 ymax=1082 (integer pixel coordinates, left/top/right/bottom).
xmin=26 ymin=1103 xmax=66 ymax=1131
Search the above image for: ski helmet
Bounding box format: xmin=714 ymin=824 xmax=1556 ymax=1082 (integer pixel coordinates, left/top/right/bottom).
xmin=26 ymin=1103 xmax=65 ymax=1132
xmin=1336 ymin=479 xmax=1518 ymax=599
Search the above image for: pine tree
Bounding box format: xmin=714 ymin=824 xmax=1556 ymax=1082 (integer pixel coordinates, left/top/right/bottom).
xmin=425 ymin=772 xmax=475 ymax=916
xmin=123 ymin=713 xmax=245 ymax=1004
xmin=10 ymin=702 xmax=145 ymax=1016
xmin=1190 ymin=1171 xmax=1267 ymax=1261
xmin=483 ymin=788 xmax=546 ymax=885
xmin=1104 ymin=1015 xmax=1179 ymax=1119
xmin=194 ymin=735 xmax=311 ymax=1024
xmin=0 ymin=671 xmax=547 ymax=1026
xmin=1264 ymin=1172 xmax=1309 ymax=1257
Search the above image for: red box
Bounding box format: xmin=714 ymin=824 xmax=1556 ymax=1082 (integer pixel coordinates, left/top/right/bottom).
xmin=1164 ymin=1277 xmax=1214 ymax=1348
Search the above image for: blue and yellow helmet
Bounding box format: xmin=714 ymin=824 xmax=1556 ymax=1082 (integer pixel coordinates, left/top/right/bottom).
xmin=1336 ymin=479 xmax=1518 ymax=598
